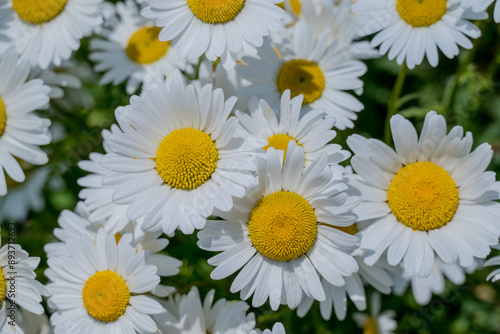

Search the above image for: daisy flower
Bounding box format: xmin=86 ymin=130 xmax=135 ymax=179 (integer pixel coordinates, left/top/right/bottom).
xmin=140 ymin=0 xmax=286 ymax=69
xmin=352 ymin=0 xmax=487 ymax=69
xmin=198 ymin=142 xmax=360 ymax=310
xmin=296 ymin=225 xmax=398 ymax=321
xmin=154 ymin=286 xmax=256 ymax=333
xmin=3 ymin=0 xmax=103 ymax=69
xmin=90 ymin=0 xmax=188 ymax=95
xmin=347 ymin=110 xmax=500 ymax=278
xmin=458 ymin=0 xmax=499 ymax=22
xmin=0 ymin=241 xmax=49 ymax=330
xmin=100 ymin=70 xmax=262 ymax=235
xmin=235 ymin=90 xmax=350 ymax=167
xmin=46 ymin=229 xmax=164 ymax=333
xmin=0 ymin=51 xmax=51 ymax=196
xmin=44 ymin=201 xmax=182 ymax=298
xmin=78 ymin=126 xmax=131 ymax=232
xmin=0 ymin=167 xmax=49 ymax=223
xmin=237 ymin=21 xmax=367 ymax=130
xmin=250 ymin=322 xmax=286 ymax=334
xmin=485 ymin=244 xmax=500 ymax=282
xmin=353 ymin=293 xmax=397 ymax=334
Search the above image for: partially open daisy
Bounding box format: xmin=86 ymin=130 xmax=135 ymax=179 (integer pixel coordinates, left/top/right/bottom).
xmin=458 ymin=0 xmax=499 ymax=23
xmin=236 ymin=90 xmax=350 ymax=168
xmin=46 ymin=229 xmax=164 ymax=333
xmin=297 ymin=225 xmax=398 ymax=321
xmin=44 ymin=202 xmax=182 ymax=297
xmin=101 ymin=70 xmax=262 ymax=235
xmin=198 ymin=142 xmax=360 ymax=310
xmin=3 ymin=0 xmax=103 ymax=69
xmin=0 ymin=241 xmax=49 ymax=329
xmin=0 ymin=51 xmax=51 ymax=196
xmin=154 ymin=286 xmax=256 ymax=333
xmin=237 ymin=21 xmax=367 ymax=130
xmin=353 ymin=293 xmax=397 ymax=334
xmin=90 ymin=0 xmax=187 ymax=95
xmin=352 ymin=0 xmax=487 ymax=69
xmin=347 ymin=111 xmax=500 ymax=278
xmin=141 ymin=0 xmax=285 ymax=69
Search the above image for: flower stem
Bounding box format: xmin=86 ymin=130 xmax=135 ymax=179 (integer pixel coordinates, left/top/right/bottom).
xmin=384 ymin=63 xmax=409 ymax=145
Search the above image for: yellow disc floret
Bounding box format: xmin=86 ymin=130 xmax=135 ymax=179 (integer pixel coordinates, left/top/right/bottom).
xmin=126 ymin=27 xmax=170 ymax=65
xmin=363 ymin=317 xmax=379 ymax=334
xmin=248 ymin=191 xmax=317 ymax=261
xmin=155 ymin=128 xmax=218 ymax=190
xmin=82 ymin=270 xmax=130 ymax=322
xmin=263 ymin=134 xmax=300 ymax=156
xmin=12 ymin=0 xmax=67 ymax=25
xmin=387 ymin=161 xmax=458 ymax=231
xmin=396 ymin=0 xmax=447 ymax=28
xmin=187 ymin=0 xmax=245 ymax=24
xmin=0 ymin=97 xmax=6 ymax=137
xmin=0 ymin=270 xmax=6 ymax=303
xmin=277 ymin=59 xmax=325 ymax=105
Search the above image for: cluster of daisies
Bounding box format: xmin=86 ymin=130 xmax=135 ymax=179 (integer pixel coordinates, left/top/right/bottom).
xmin=0 ymin=0 xmax=499 ymax=332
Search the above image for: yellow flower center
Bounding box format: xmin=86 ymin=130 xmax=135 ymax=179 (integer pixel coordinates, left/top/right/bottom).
xmin=12 ymin=0 xmax=67 ymax=25
xmin=126 ymin=27 xmax=170 ymax=65
xmin=186 ymin=0 xmax=245 ymax=24
xmin=363 ymin=317 xmax=379 ymax=334
xmin=277 ymin=0 xmax=301 ymax=15
xmin=248 ymin=191 xmax=317 ymax=261
xmin=277 ymin=59 xmax=325 ymax=105
xmin=387 ymin=161 xmax=458 ymax=231
xmin=263 ymin=134 xmax=300 ymax=156
xmin=82 ymin=270 xmax=130 ymax=322
xmin=396 ymin=0 xmax=447 ymax=28
xmin=0 ymin=97 xmax=6 ymax=137
xmin=154 ymin=128 xmax=218 ymax=190
xmin=0 ymin=270 xmax=6 ymax=303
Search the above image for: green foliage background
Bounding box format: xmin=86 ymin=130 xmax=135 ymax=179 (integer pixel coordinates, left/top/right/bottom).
xmin=2 ymin=3 xmax=500 ymax=334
